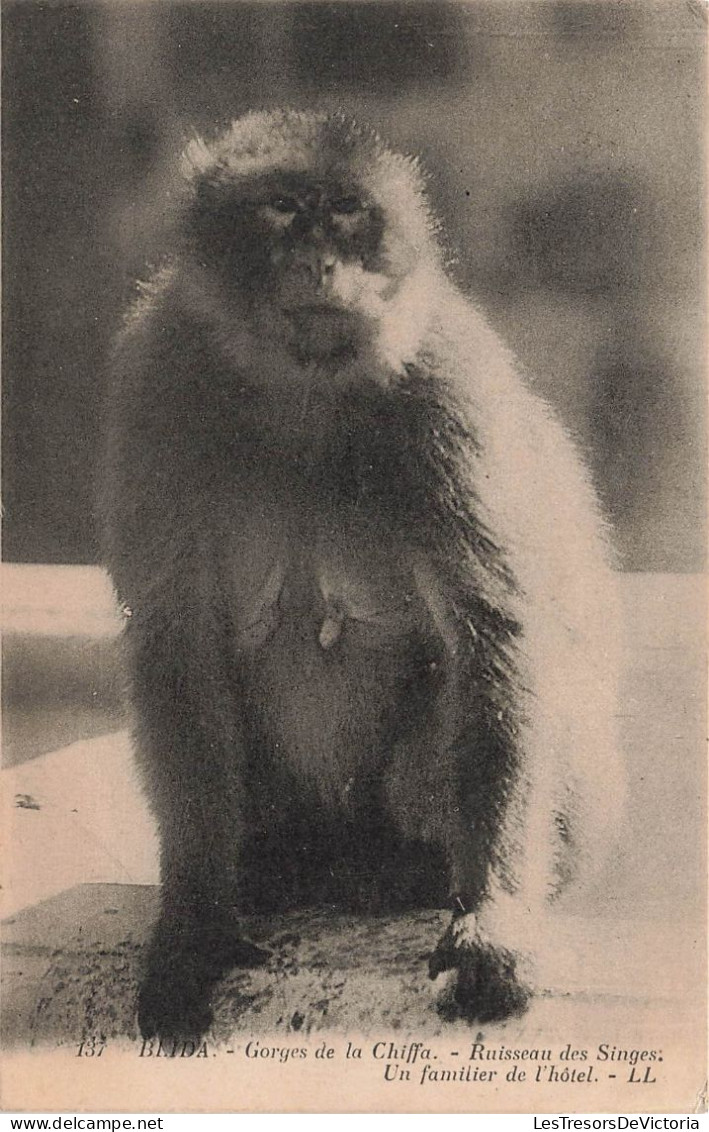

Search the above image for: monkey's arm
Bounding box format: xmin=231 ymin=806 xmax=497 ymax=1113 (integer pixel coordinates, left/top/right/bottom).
xmin=434 ymin=293 xmax=623 ymax=888
xmin=100 ymin=299 xmax=269 ymax=1041
xmin=126 ymin=573 xmax=270 ymax=1041
xmin=384 ymin=553 xmax=534 ymax=1022
xmin=384 ymin=302 xmax=622 ymax=1021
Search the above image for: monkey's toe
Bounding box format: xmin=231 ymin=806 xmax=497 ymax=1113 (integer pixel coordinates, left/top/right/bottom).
xmin=431 ymin=938 xmax=531 ymax=1024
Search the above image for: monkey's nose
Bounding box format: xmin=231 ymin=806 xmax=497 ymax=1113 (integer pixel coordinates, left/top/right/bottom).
xmin=319 ymin=254 xmax=337 ymax=284
xmin=300 ymin=251 xmax=337 ymax=289
xmin=311 ymin=252 xmax=336 ymax=277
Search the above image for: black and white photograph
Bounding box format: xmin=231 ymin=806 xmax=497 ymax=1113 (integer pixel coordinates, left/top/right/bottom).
xmin=1 ymin=0 xmax=706 ymax=1115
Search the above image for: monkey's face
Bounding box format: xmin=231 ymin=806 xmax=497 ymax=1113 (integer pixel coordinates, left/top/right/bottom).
xmin=181 ymin=111 xmax=439 ymax=371
xmin=244 ymin=175 xmax=389 ymax=362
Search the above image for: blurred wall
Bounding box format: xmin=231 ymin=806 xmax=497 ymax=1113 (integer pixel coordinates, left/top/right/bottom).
xmin=2 ymin=0 xmax=705 ymax=570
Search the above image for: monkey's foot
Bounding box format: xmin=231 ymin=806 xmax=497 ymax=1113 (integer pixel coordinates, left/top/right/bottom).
xmin=137 ymin=975 xmax=215 ymax=1043
xmin=138 ymin=922 xmax=272 ymax=1041
xmin=429 ymin=921 xmax=531 ymax=1024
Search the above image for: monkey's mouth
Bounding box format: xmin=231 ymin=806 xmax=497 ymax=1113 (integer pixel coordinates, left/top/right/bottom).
xmin=284 ymin=298 xmax=353 ymax=316
xmin=286 ymin=300 xmax=341 ymax=315
xmin=283 ymin=303 xmax=362 ymax=363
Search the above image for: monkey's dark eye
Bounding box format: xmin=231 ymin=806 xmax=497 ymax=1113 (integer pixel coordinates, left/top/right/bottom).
xmin=271 ymin=196 xmax=300 ymax=213
xmin=331 ymin=197 xmax=362 ymax=215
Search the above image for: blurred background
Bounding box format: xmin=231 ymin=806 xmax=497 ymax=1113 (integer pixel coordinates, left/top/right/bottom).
xmin=2 ymin=0 xmax=706 ymax=573
xmin=2 ymin=0 xmax=706 ymax=572
xmin=1 ymin=4 xmax=707 ymax=979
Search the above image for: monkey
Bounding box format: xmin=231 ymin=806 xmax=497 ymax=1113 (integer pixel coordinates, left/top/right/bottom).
xmin=99 ymin=109 xmax=625 ymax=1042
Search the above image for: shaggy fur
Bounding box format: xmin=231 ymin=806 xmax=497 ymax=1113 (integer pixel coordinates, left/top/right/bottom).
xmin=99 ymin=109 xmax=625 ymax=1041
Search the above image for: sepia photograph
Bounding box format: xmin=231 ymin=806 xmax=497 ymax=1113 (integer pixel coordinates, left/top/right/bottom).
xmin=1 ymin=0 xmax=706 ymax=1115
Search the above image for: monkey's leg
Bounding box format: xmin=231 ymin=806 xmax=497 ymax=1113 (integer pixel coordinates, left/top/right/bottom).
xmin=128 ymin=614 xmax=269 ymax=1042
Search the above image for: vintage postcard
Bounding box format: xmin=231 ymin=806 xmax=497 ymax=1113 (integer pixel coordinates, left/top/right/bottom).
xmin=2 ymin=0 xmax=706 ymax=1116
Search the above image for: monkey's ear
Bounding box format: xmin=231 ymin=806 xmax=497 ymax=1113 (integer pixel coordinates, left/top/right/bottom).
xmin=180 ymin=135 xmax=215 ymax=182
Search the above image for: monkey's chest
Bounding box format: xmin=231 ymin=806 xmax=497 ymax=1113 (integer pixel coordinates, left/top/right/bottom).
xmin=225 ymin=515 xmax=435 ymax=810
xmin=226 ymin=518 xmax=424 ymax=654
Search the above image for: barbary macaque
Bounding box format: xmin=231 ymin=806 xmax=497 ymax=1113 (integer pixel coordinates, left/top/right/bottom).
xmin=100 ymin=109 xmax=624 ymax=1041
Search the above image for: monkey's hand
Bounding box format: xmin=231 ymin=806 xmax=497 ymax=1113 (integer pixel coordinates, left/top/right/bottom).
xmin=429 ymin=914 xmax=532 ymax=1024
